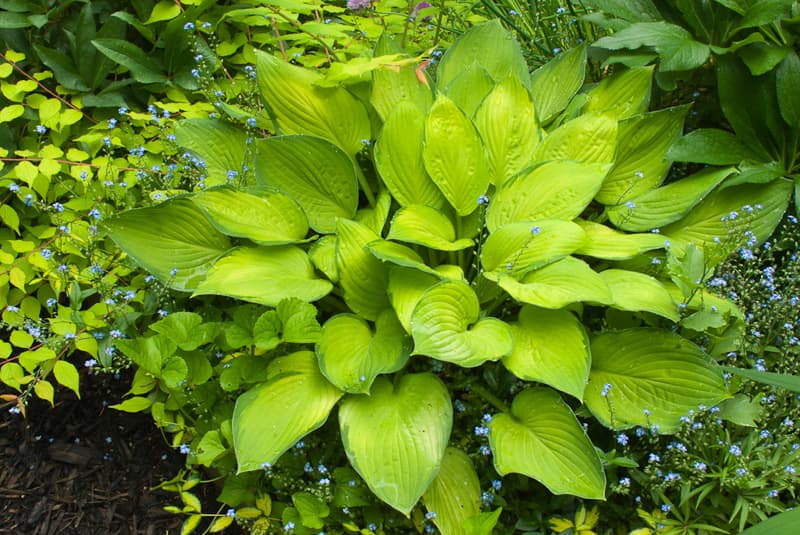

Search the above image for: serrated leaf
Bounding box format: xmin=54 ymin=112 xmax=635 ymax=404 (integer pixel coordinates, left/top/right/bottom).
xmin=411 ymin=280 xmax=513 ymax=367
xmin=504 ymin=306 xmax=591 ymax=400
xmin=534 ymin=113 xmax=617 ymax=165
xmin=336 ymin=219 xmax=390 ymax=321
xmin=317 ymin=310 xmax=410 ymax=394
xmin=193 ymin=246 xmax=332 ymax=306
xmin=583 ymin=66 xmax=653 ymax=119
xmin=574 ymin=220 xmax=666 ymax=259
xmin=103 ymin=199 xmax=231 ymax=291
xmin=233 ymin=351 xmax=342 ymax=472
xmin=339 ymin=373 xmax=452 ymax=514
xmin=530 ymin=45 xmax=586 ymax=124
xmin=91 ymin=38 xmax=167 ymax=83
xmin=387 ymin=205 xmax=473 ymax=251
xmin=53 ymin=361 xmax=80 ymax=399
xmin=174 ymin=119 xmax=247 ymax=187
xmin=586 ymin=329 xmax=730 ymax=432
xmin=423 ymin=448 xmax=481 ymax=535
xmin=254 ymin=135 xmax=358 ymax=233
xmin=490 ymin=388 xmax=605 ymax=499
xmin=599 ymin=269 xmax=679 ymax=321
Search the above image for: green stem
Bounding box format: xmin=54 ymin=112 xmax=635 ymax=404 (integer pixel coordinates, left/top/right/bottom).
xmin=455 ymin=214 xmax=466 ymax=271
xmin=484 ymin=294 xmax=508 ymax=318
xmin=354 ymin=165 xmax=376 ymax=208
xmin=470 ymin=383 xmax=509 ymax=413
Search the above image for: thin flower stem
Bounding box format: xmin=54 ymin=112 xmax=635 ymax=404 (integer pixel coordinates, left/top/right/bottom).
xmin=470 ymin=383 xmax=509 ymax=413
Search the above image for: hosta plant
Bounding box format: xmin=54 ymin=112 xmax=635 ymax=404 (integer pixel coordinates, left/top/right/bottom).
xmin=101 ymin=20 xmax=786 ymax=533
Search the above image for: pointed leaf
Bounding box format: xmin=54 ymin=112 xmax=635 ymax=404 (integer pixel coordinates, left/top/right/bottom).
xmin=91 ymin=38 xmax=167 ymax=83
xmin=355 ymin=188 xmax=392 ymax=236
xmin=174 ymin=119 xmax=247 ymax=187
xmin=411 ymin=280 xmax=513 ymax=367
xmin=423 ymin=95 xmax=489 ymax=216
xmin=534 ymin=113 xmax=617 ymax=165
xmin=593 ymin=22 xmax=709 ymax=72
xmin=776 ymin=50 xmax=800 ymax=127
xmin=388 ymin=205 xmax=473 ymax=251
xmin=367 ymin=239 xmax=441 ymax=277
xmin=423 ymin=448 xmax=481 ymax=535
xmin=103 ymin=199 xmax=231 ymax=291
xmin=586 ymin=329 xmax=730 ymax=432
xmin=254 ymin=135 xmax=358 ymax=233
xmin=193 ymin=246 xmax=332 ymax=306
xmin=504 ymin=307 xmax=591 ymax=400
xmin=490 ymin=388 xmax=605 ymax=499
xmin=336 ymin=219 xmax=390 ymax=321
xmin=667 ymin=128 xmax=758 ymax=165
xmin=53 ymin=361 xmax=81 ymax=399
xmin=574 ymin=220 xmax=666 ymax=259
xmin=255 ymin=50 xmax=370 ymax=155
xmin=599 ymin=269 xmax=679 ymax=321
xmin=530 ymin=45 xmax=586 ymax=124
xmin=339 ymin=373 xmax=452 ymax=514
xmin=441 ymin=63 xmax=495 ymax=117
xmin=583 ymin=66 xmax=653 ymax=119
xmin=309 ymin=235 xmax=338 ymax=283
xmin=234 ymin=351 xmax=342 ymax=472
xmin=371 ymin=33 xmax=433 ymax=121
xmin=317 ymin=310 xmax=409 ymax=393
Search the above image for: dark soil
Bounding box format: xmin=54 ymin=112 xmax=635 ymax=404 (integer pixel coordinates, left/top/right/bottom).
xmin=0 ymin=371 xmax=215 ymax=535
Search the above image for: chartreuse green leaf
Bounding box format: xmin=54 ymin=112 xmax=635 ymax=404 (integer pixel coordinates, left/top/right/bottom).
xmin=278 ymin=298 xmax=323 ymax=344
xmin=339 ymin=373 xmax=452 ymax=514
xmin=53 ymin=361 xmax=80 ymax=399
xmin=317 ymin=310 xmax=410 ymax=394
xmin=371 ymin=33 xmax=433 ymax=121
xmin=375 ymin=102 xmax=445 ymax=208
xmin=441 ymin=63 xmax=495 ymax=117
xmin=475 ymin=73 xmax=539 ymax=186
xmin=487 ymin=161 xmax=610 ymax=231
xmin=534 ymin=113 xmax=617 ymax=165
xmin=255 ymin=50 xmax=370 ymax=155
xmin=530 ymin=45 xmax=586 ymax=125
xmin=423 ymin=448 xmax=481 ymax=535
xmin=662 ymin=180 xmax=792 ymax=256
xmin=411 ymin=280 xmax=513 ymax=367
xmin=490 ymin=388 xmax=605 ymax=499
xmin=599 ymin=269 xmax=679 ymax=321
xmin=191 ymin=187 xmax=308 ymax=245
xmin=356 ymin=188 xmax=392 ymax=236
xmin=234 ymin=351 xmax=342 ymax=472
xmin=596 ymin=106 xmax=688 ymax=204
xmin=481 ymin=220 xmax=586 ymax=278
xmin=367 ymin=240 xmax=441 ymax=277
xmin=423 ymin=96 xmax=490 ymax=217
xmin=254 ymin=135 xmax=358 ymax=234
xmin=504 ymin=306 xmax=590 ymax=400
xmin=309 ymin=235 xmax=338 ymax=283
xmin=103 ymin=199 xmax=231 ymax=291
xmin=574 ymin=220 xmax=665 ymax=260
xmin=193 ymin=246 xmax=332 ymax=306
xmin=336 ymin=219 xmax=390 ymax=321
xmin=586 ymin=329 xmax=730 ymax=433
xmin=497 ymin=257 xmax=612 ymax=309
xmin=437 ymin=19 xmax=530 ymax=90
xmin=607 ymin=167 xmax=733 ymax=231
xmin=174 ymin=119 xmax=247 ymax=187
xmin=387 ymin=267 xmax=440 ymax=333
xmin=583 ymin=66 xmax=654 ymax=119
xmin=388 ymin=205 xmax=473 ymax=251
xmin=116 ymin=335 xmax=177 ymax=376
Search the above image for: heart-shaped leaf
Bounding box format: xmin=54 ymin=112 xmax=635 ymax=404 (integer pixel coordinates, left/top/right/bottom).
xmin=423 ymin=448 xmax=481 ymax=535
xmin=504 ymin=306 xmax=591 ymax=400
xmin=317 ymin=310 xmax=410 ymax=394
xmin=599 ymin=269 xmax=679 ymax=321
xmin=387 ymin=267 xmax=441 ymax=333
xmin=339 ymin=373 xmax=452 ymax=514
xmin=411 ymin=280 xmax=513 ymax=367
xmin=174 ymin=119 xmax=247 ymax=187
xmin=336 ymin=219 xmax=390 ymax=321
xmin=387 ymin=205 xmax=473 ymax=251
xmin=490 ymin=388 xmax=605 ymax=499
xmin=586 ymin=329 xmax=730 ymax=433
xmin=233 ymin=351 xmax=343 ymax=472
xmin=574 ymin=220 xmax=666 ymax=260
xmin=193 ymin=246 xmax=332 ymax=306
xmin=533 ymin=113 xmax=617 ymax=165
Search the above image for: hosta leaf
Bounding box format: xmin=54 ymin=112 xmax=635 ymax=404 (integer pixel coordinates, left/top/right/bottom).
xmin=309 ymin=235 xmax=338 ymax=283
xmin=233 ymin=351 xmax=342 ymax=472
xmin=174 ymin=119 xmax=247 ymax=187
xmin=574 ymin=220 xmax=666 ymax=260
xmin=411 ymin=280 xmax=513 ymax=367
xmin=475 ymin=73 xmax=540 ymax=186
xmin=497 ymin=257 xmax=612 ymax=309
xmin=586 ymin=329 xmax=730 ymax=432
xmin=599 ymin=269 xmax=679 ymax=321
xmin=441 ymin=63 xmax=495 ymax=117
xmin=423 ymin=448 xmax=481 ymax=535
xmin=193 ymin=246 xmax=332 ymax=306
xmin=387 ymin=267 xmax=441 ymax=333
xmin=375 ymin=102 xmax=445 ymax=208
xmin=336 ymin=219 xmax=390 ymax=321
xmin=533 ymin=113 xmax=617 ymax=165
xmin=356 ymin=188 xmax=392 ymax=236
xmin=437 ymin=20 xmax=530 ymax=90
xmin=423 ymin=95 xmax=489 ymax=216
xmin=530 ymin=45 xmax=586 ymax=125
xmin=191 ymin=187 xmax=308 ymax=245
xmin=481 ymin=220 xmax=586 ymax=278
xmin=254 ymin=135 xmax=358 ymax=233
xmin=487 ymin=161 xmax=610 ymax=231
xmin=339 ymin=373 xmax=452 ymax=514
xmin=103 ymin=198 xmax=231 ymax=291
xmin=596 ymin=106 xmax=688 ymax=204
xmin=490 ymin=388 xmax=605 ymax=499
xmin=504 ymin=306 xmax=591 ymax=400
xmin=317 ymin=310 xmax=410 ymax=394
xmin=387 ymin=205 xmax=473 ymax=251
xmin=607 ymin=167 xmax=733 ymax=231
xmin=371 ymin=33 xmax=433 ymax=121
xmin=255 ymin=50 xmax=370 ymax=155
xmin=583 ymin=66 xmax=654 ymax=119
xmin=367 ymin=239 xmax=441 ymax=277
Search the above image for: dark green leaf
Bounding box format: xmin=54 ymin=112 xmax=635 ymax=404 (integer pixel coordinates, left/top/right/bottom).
xmin=91 ymin=38 xmax=167 ymax=84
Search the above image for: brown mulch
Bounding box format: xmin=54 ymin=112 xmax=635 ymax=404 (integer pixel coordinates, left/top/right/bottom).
xmin=0 ymin=371 xmax=216 ymax=535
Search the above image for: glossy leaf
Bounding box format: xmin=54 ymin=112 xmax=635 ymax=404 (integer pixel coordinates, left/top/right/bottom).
xmin=586 ymin=329 xmax=730 ymax=432
xmin=530 ymin=45 xmax=586 ymax=124
xmin=339 ymin=373 xmax=452 ymax=514
xmin=423 ymin=448 xmax=481 ymax=535
xmin=233 ymin=351 xmax=342 ymax=472
xmin=387 ymin=205 xmax=473 ymax=251
xmin=367 ymin=239 xmax=441 ymax=277
xmin=336 ymin=219 xmax=390 ymax=321
xmin=574 ymin=220 xmax=666 ymax=259
xmin=490 ymin=388 xmax=605 ymax=499
xmin=583 ymin=66 xmax=653 ymax=119
xmin=534 ymin=113 xmax=617 ymax=165
xmin=174 ymin=119 xmax=247 ymax=187
xmin=411 ymin=280 xmax=513 ymax=367
xmin=387 ymin=267 xmax=441 ymax=333
xmin=599 ymin=269 xmax=679 ymax=321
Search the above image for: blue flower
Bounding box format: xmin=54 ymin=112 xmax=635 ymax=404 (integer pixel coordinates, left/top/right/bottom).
xmin=183 ymin=22 xmax=195 ymax=31
xmin=729 ymin=444 xmax=741 ymax=456
xmin=35 ymin=124 xmax=47 ymax=134
xmin=40 ymin=248 xmax=53 ymax=259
